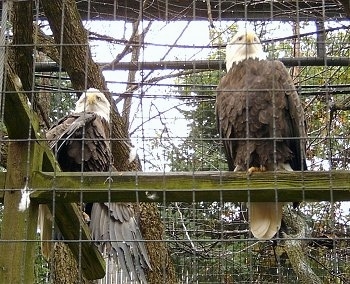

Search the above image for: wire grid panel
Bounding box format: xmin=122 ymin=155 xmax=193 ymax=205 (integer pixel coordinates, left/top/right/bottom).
xmin=0 ymin=0 xmax=350 ymax=283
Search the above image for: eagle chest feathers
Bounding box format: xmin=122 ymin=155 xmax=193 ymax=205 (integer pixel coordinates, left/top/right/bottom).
xmin=217 ymin=59 xmax=296 ymax=170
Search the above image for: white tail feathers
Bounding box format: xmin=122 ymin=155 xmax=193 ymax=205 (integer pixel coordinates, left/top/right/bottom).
xmin=249 ymin=202 xmax=283 ymax=239
xmin=248 ymin=163 xmax=292 ymax=239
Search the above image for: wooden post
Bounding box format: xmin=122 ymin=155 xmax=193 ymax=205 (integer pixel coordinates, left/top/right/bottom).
xmin=0 ymin=141 xmax=42 ymax=283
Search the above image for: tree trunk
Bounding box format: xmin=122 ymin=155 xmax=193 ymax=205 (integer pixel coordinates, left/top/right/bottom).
xmin=40 ymin=0 xmax=106 ymax=92
xmin=122 ymin=21 xmax=141 ymax=130
xmin=139 ymin=203 xmax=177 ymax=283
xmin=50 ymin=243 xmax=92 ymax=284
xmin=11 ymin=0 xmax=32 ymax=92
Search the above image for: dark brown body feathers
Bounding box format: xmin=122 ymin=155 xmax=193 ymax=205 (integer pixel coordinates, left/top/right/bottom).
xmin=216 ymin=59 xmax=307 ymax=171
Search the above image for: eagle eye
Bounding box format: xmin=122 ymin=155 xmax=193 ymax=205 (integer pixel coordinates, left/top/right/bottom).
xmin=238 ymin=36 xmax=243 ymax=41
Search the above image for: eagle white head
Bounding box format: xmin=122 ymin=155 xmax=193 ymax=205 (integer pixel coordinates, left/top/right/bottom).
xmin=75 ymin=88 xmax=110 ymax=122
xmin=226 ymin=30 xmax=267 ymax=72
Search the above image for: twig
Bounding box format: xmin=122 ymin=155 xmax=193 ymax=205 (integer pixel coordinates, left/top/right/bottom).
xmin=206 ymin=0 xmax=214 ymax=28
xmin=175 ymin=202 xmax=199 ymax=252
xmin=122 ymin=69 xmax=206 ymax=97
xmin=307 ymin=253 xmax=347 ymax=283
xmin=129 ymin=100 xmax=191 ymax=136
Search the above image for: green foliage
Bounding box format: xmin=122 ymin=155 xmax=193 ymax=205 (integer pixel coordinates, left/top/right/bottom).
xmin=162 ymin=202 xmax=253 ymax=283
xmin=299 ymin=30 xmax=350 ymax=170
xmin=171 ymin=70 xmax=227 ymax=171
xmin=35 ymin=69 xmax=75 ymax=122
xmin=170 ymin=30 xmax=228 ymax=171
xmin=34 ymin=237 xmax=50 ymax=284
xmin=49 ymin=90 xmax=76 ymax=121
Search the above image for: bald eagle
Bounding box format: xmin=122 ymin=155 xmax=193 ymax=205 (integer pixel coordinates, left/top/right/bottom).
xmin=38 ymin=88 xmax=151 ymax=283
xmin=216 ymin=31 xmax=307 ymax=239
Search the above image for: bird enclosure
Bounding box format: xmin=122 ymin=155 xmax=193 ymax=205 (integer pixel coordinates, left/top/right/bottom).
xmin=0 ymin=0 xmax=350 ymax=283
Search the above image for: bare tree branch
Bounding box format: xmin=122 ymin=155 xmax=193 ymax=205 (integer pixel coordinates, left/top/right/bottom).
xmin=122 ymin=21 xmax=152 ymax=129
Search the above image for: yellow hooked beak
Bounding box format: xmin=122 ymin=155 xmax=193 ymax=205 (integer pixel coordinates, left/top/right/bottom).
xmin=86 ymin=93 xmax=97 ymax=105
xmin=246 ymin=32 xmax=256 ymax=44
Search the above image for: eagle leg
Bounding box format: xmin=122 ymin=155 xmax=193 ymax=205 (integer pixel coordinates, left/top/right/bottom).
xmin=247 ymin=165 xmax=266 ymax=175
xmin=82 ymin=211 xmax=91 ymax=223
xmin=76 ymin=203 xmax=91 ymax=223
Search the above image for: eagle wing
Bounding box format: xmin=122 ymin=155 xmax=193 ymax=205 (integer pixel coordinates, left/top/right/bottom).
xmin=40 ymin=112 xmax=151 ymax=283
xmin=90 ymin=202 xmax=151 ymax=283
xmin=277 ymin=61 xmax=307 ymax=171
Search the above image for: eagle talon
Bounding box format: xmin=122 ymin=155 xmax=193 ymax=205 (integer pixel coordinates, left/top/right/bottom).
xmin=82 ymin=211 xmax=91 ymax=223
xmin=247 ymin=165 xmax=266 ymax=175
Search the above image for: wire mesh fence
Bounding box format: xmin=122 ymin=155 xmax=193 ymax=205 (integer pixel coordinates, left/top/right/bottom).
xmin=0 ymin=0 xmax=350 ymax=283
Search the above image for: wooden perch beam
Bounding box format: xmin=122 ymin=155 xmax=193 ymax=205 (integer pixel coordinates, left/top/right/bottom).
xmin=29 ymin=171 xmax=350 ymax=203
xmin=0 ymin=141 xmax=39 ymax=283
xmin=46 ymin=201 xmax=105 ymax=280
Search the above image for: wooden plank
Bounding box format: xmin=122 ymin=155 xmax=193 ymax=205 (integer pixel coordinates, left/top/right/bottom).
xmin=1 ymin=18 xmax=39 ymax=279
xmin=0 ymin=142 xmax=39 ymax=283
xmin=46 ymin=202 xmax=106 ymax=280
xmin=3 ymin=63 xmax=38 ymax=139
xmin=4 ymin=61 xmax=56 ymax=171
xmin=30 ymin=171 xmax=350 ymax=203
